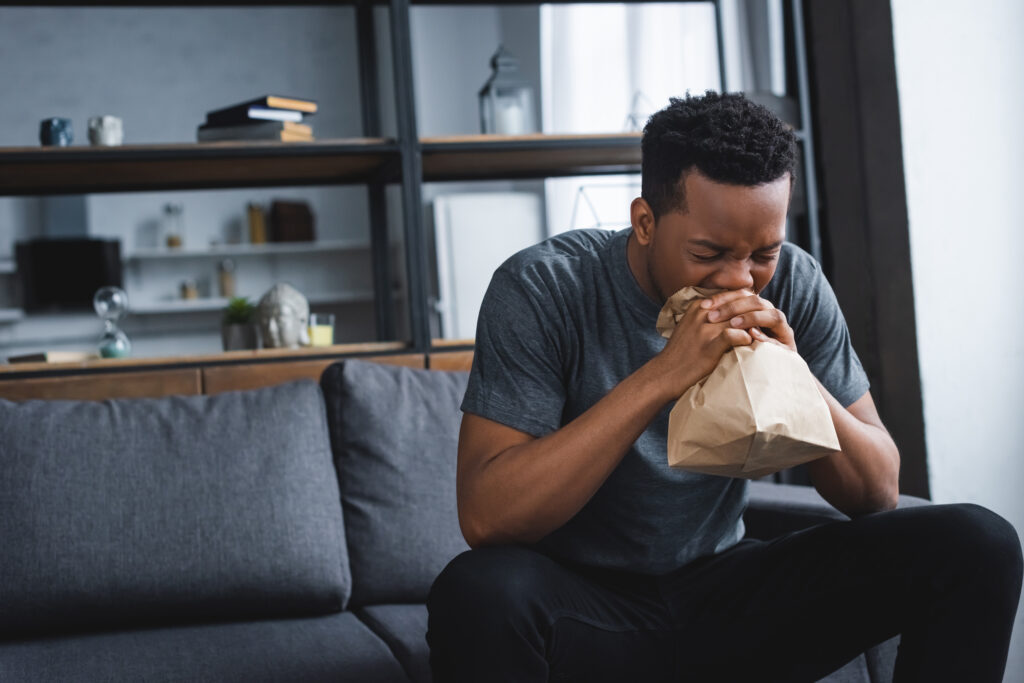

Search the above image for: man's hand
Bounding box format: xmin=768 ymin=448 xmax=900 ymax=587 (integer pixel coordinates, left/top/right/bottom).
xmin=700 ymin=289 xmax=797 ymax=352
xmin=648 ymin=294 xmax=756 ymax=401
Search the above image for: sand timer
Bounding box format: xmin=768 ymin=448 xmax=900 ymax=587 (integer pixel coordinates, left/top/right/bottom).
xmin=94 ymin=286 xmax=132 ymax=358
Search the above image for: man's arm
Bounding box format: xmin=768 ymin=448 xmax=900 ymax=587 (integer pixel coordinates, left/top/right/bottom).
xmin=457 ymin=302 xmax=753 ymax=548
xmin=807 ymin=388 xmax=900 ymax=516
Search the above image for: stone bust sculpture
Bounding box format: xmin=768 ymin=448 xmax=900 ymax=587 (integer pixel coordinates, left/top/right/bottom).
xmin=257 ymin=283 xmax=309 ymax=349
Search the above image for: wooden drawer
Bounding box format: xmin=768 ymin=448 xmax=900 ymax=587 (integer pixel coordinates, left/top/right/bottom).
xmin=0 ymin=368 xmax=202 ymax=401
xmin=428 ymin=350 xmax=474 ymax=372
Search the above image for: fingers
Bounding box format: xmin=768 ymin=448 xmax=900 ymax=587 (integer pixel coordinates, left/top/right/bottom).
xmin=726 ymin=307 xmax=787 ymax=333
xmin=703 ymin=290 xmax=771 ymax=323
xmin=718 ymin=327 xmax=753 ymax=351
xmin=699 ymin=289 xmax=755 ymax=312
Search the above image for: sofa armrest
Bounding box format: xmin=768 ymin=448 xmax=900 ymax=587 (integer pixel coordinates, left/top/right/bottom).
xmin=744 ymin=481 xmax=931 ymax=541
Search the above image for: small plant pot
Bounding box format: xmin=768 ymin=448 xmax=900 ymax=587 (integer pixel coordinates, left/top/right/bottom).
xmin=222 ymin=323 xmax=259 ymax=351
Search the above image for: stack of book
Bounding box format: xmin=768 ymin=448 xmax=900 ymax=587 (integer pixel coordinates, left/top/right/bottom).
xmin=197 ymin=95 xmax=317 ymax=143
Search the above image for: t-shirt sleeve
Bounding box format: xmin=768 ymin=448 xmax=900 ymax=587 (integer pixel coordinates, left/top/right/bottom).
xmin=786 ymin=253 xmax=871 ymax=408
xmin=461 ymin=266 xmax=568 ymax=437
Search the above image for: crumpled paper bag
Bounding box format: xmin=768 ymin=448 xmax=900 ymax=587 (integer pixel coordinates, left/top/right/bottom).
xmin=657 ymin=287 xmax=840 ymax=479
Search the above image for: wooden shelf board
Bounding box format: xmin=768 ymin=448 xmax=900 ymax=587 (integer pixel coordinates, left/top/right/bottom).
xmin=125 ymin=239 xmax=369 ymax=261
xmin=0 ymin=308 xmax=25 ymax=323
xmin=0 ymin=341 xmax=411 ymax=376
xmin=0 ymin=0 xmax=710 ymax=6
xmin=421 ymin=133 xmax=642 ymax=181
xmin=0 ymin=138 xmax=398 ymax=195
xmin=128 ymin=290 xmax=377 ymax=315
xmin=0 ymin=134 xmax=643 ymax=194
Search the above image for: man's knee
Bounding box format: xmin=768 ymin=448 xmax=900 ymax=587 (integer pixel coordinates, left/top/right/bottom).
xmin=919 ymin=504 xmax=1023 ymax=591
xmin=936 ymin=504 xmax=1020 ymax=558
xmin=428 ymin=546 xmax=554 ymax=636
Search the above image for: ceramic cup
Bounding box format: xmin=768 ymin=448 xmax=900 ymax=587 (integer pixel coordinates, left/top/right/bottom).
xmin=39 ymin=118 xmax=73 ymax=146
xmin=88 ymin=115 xmax=124 ymax=146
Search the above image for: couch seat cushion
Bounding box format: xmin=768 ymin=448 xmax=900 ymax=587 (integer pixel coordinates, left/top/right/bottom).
xmin=358 ymin=604 xmax=431 ymax=683
xmin=0 ymin=612 xmax=407 ymax=683
xmin=321 ymin=360 xmax=470 ymax=607
xmin=0 ymin=380 xmax=350 ymax=638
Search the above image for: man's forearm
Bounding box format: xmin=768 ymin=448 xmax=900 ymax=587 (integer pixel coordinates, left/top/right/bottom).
xmin=808 ymin=384 xmax=901 ymax=517
xmin=458 ymin=362 xmax=677 ymax=547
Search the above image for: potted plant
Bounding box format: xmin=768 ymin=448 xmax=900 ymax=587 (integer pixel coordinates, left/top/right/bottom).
xmin=221 ymin=297 xmax=259 ymax=351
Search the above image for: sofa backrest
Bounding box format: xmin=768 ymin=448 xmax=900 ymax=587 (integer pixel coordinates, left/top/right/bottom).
xmin=0 ymin=380 xmax=350 ymax=640
xmin=321 ymin=359 xmax=470 ymax=607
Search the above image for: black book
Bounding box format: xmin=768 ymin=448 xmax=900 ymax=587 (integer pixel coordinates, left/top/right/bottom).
xmin=205 ymin=95 xmax=318 ymax=127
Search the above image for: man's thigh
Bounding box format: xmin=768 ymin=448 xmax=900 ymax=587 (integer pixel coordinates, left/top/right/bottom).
xmin=427 ymin=545 xmax=677 ymax=682
xmin=659 ymin=503 xmax=1004 ymax=682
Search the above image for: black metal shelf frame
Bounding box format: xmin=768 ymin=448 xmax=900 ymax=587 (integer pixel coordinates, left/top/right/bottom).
xmin=0 ymin=0 xmax=823 ymax=356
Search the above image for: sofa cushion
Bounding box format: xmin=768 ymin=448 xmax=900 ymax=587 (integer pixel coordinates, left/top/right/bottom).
xmin=321 ymin=359 xmax=470 ymax=607
xmin=358 ymin=604 xmax=431 ymax=683
xmin=0 ymin=612 xmax=407 ymax=683
xmin=0 ymin=380 xmax=350 ymax=639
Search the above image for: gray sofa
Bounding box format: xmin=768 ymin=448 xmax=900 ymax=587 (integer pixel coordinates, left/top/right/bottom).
xmin=0 ymin=358 xmax=927 ymax=682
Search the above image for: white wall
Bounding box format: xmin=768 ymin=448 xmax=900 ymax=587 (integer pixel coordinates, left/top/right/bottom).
xmin=890 ymin=1 xmax=1024 ymax=679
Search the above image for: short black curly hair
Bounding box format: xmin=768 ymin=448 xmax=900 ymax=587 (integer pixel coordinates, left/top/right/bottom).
xmin=641 ymin=91 xmax=797 ymax=219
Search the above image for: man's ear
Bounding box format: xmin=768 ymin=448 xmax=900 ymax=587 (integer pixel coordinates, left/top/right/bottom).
xmin=630 ymin=197 xmax=656 ymax=246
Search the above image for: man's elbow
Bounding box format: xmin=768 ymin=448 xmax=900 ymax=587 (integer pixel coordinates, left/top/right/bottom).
xmin=458 ymin=505 xmax=487 ymax=549
xmin=846 ymin=480 xmax=900 ymax=517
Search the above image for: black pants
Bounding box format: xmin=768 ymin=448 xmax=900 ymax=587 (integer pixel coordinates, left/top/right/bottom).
xmin=427 ymin=504 xmax=1022 ymax=682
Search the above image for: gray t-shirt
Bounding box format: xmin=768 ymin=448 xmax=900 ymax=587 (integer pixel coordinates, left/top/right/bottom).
xmin=462 ymin=228 xmax=869 ymax=574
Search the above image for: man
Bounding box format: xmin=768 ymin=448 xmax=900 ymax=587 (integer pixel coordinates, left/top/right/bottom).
xmin=427 ymin=92 xmax=1022 ymax=682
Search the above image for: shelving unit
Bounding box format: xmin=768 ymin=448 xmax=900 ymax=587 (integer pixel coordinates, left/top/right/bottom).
xmin=128 ymin=290 xmax=376 ymax=316
xmin=124 ymin=239 xmax=370 ymax=261
xmin=0 ymin=0 xmax=821 ymax=361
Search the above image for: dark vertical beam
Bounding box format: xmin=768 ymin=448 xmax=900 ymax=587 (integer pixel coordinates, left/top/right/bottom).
xmin=805 ymin=0 xmax=929 ymax=498
xmin=712 ymin=0 xmax=728 ymax=92
xmin=388 ymin=0 xmax=430 ymax=352
xmin=357 ymin=0 xmax=394 ymax=341
xmin=790 ymin=0 xmax=821 ymax=263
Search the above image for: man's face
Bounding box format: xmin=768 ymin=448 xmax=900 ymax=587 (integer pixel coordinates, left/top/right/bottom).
xmin=640 ymin=171 xmax=791 ymax=302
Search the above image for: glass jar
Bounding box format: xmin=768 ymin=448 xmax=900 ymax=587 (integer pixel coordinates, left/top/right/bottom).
xmin=479 ymin=46 xmax=536 ymax=136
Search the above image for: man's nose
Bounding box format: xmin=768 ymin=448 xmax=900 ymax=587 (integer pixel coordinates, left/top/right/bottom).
xmin=708 ymin=259 xmax=755 ymax=291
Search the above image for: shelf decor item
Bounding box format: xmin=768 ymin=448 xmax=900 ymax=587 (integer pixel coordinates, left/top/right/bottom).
xmin=93 ymin=286 xmax=131 ymax=359
xmin=199 ymin=95 xmax=317 ymax=142
xmin=269 ymin=200 xmax=315 ymax=242
xmin=247 ymin=203 xmax=268 ymax=244
xmin=162 ymin=203 xmax=185 ymax=249
xmin=257 ymin=283 xmax=309 ymax=349
xmin=87 ymin=115 xmax=123 ymax=146
xmin=218 ymin=259 xmax=237 ymax=298
xmin=39 ymin=118 xmax=73 ymax=146
xmin=221 ymin=296 xmax=259 ymax=351
xmin=307 ymin=313 xmax=335 ymax=347
xmin=479 ymin=45 xmax=536 ymax=136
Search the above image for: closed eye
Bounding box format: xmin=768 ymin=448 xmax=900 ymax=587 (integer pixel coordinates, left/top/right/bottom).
xmin=690 ymin=251 xmax=721 ymax=262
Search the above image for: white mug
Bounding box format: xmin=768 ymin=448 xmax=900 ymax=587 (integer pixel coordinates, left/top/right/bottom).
xmin=87 ymin=115 xmax=124 ymax=146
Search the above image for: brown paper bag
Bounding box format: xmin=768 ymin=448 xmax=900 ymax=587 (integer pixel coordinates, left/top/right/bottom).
xmin=657 ymin=287 xmax=840 ymax=479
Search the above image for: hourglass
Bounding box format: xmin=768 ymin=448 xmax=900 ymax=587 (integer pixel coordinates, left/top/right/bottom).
xmin=93 ymin=286 xmax=132 ymax=358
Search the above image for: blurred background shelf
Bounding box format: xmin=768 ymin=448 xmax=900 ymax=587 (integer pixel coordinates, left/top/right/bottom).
xmin=124 ymin=239 xmax=370 ymax=261
xmin=420 ymin=133 xmax=642 ymax=182
xmin=0 ymin=134 xmax=645 ymax=196
xmin=0 ymin=308 xmax=25 ymax=323
xmin=128 ymin=290 xmax=378 ymax=315
xmin=0 ymin=138 xmax=398 ymax=195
